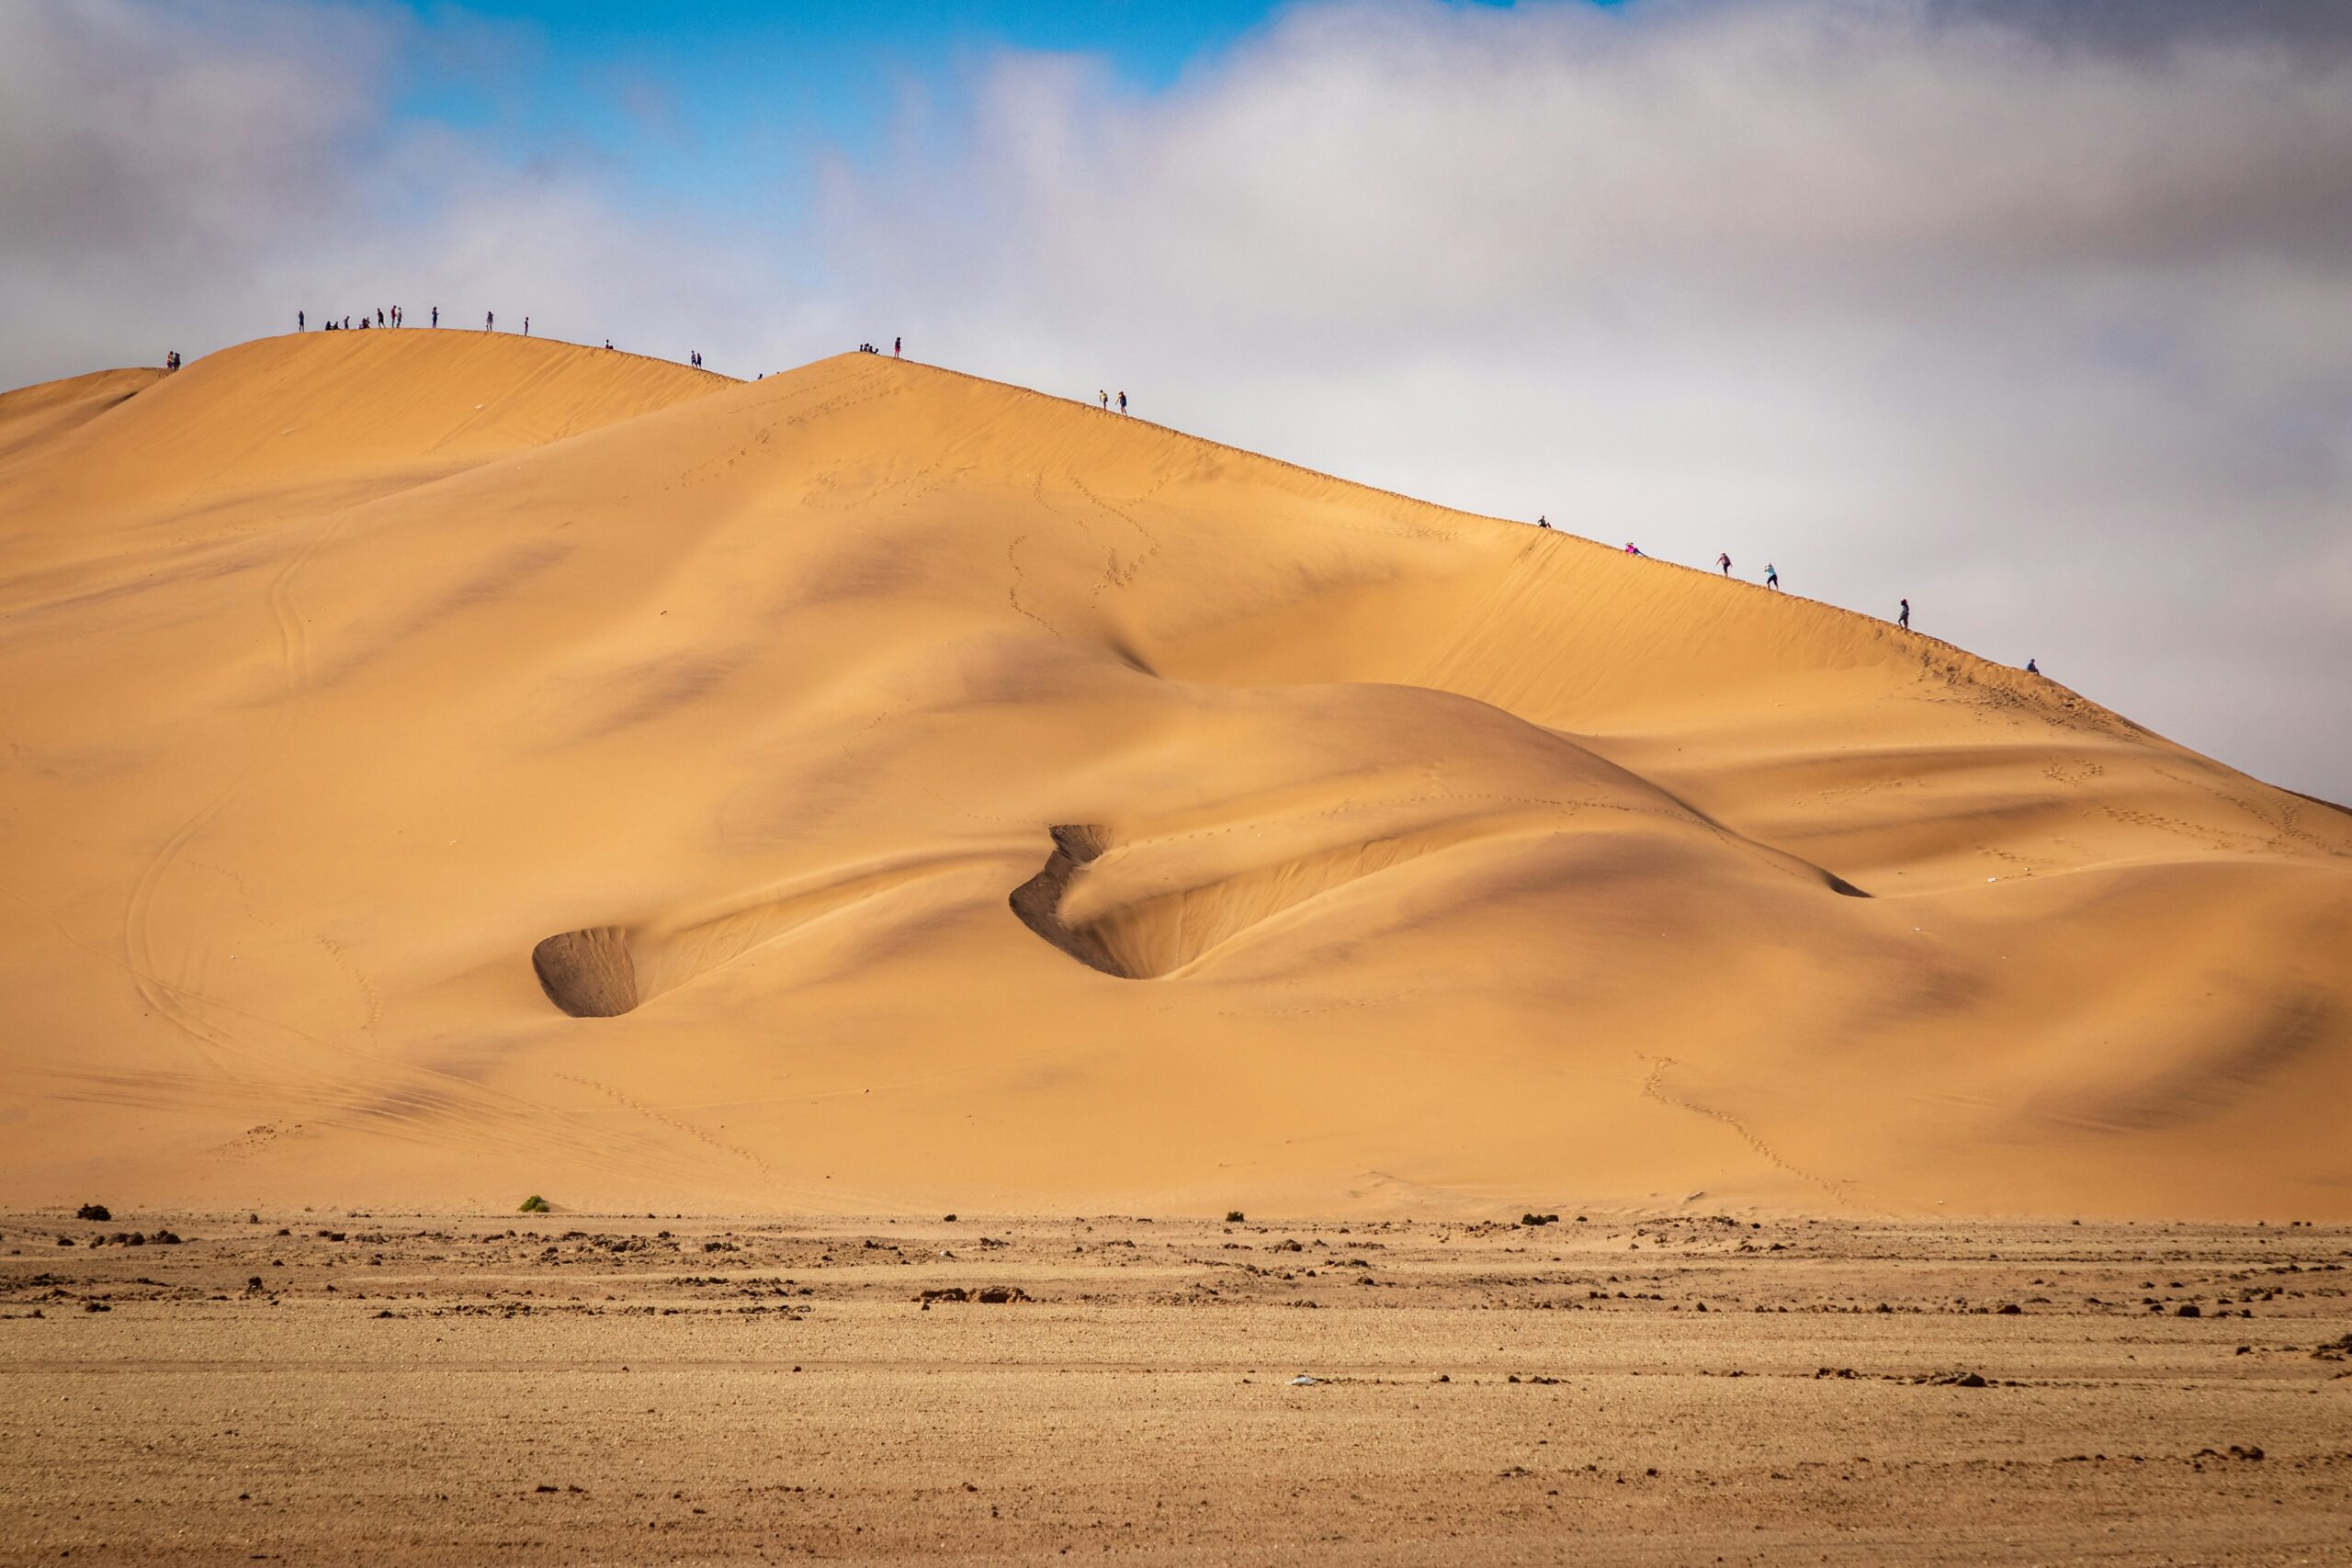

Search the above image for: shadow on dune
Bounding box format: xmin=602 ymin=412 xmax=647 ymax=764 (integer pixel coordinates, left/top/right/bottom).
xmin=532 ymin=926 xmax=639 ymax=1017
xmin=1008 ymin=825 xmax=1132 ymax=977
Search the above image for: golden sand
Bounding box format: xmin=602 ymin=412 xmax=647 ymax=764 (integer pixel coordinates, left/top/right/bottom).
xmin=1 ymin=333 xmax=2345 ymax=1218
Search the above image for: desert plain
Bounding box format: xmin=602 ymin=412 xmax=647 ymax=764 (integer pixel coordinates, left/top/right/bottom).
xmin=2 ymin=332 xmax=2349 ymax=1561
xmin=5 ymin=1207 xmax=2351 ymax=1565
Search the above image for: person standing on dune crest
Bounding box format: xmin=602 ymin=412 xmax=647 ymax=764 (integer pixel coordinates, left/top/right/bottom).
xmin=431 ymin=306 xmax=438 ymax=328
xmin=1717 ymin=552 xmax=1733 ymax=576
xmin=1118 ymin=390 xmax=1128 ymax=413
xmin=486 ymin=310 xmax=494 ymax=332
xmin=1766 ymin=563 xmax=1779 ymax=590
xmin=1898 ymin=598 xmax=1911 ymax=629
xmin=894 ymin=336 xmax=901 ymax=357
xmin=1099 ymin=389 xmax=1109 ymax=410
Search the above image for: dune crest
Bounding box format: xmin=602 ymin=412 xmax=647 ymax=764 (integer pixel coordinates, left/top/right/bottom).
xmin=0 ymin=333 xmax=2346 ymax=1217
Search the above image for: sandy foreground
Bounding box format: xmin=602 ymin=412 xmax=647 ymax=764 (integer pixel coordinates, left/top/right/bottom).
xmin=4 ymin=1208 xmax=2349 ymax=1565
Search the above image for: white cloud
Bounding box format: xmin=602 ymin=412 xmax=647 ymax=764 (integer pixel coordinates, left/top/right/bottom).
xmin=0 ymin=0 xmax=809 ymax=379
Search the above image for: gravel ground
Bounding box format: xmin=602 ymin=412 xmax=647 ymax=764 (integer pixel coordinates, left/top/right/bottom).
xmin=4 ymin=1209 xmax=2348 ymax=1564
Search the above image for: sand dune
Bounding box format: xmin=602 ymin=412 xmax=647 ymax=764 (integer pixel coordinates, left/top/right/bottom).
xmin=0 ymin=333 xmax=2344 ymax=1217
xmin=0 ymin=367 xmax=166 ymax=465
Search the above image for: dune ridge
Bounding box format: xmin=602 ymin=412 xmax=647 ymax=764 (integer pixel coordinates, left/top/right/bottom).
xmin=0 ymin=332 xmax=2345 ymax=1217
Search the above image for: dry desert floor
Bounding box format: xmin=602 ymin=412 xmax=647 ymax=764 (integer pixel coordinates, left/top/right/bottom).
xmin=5 ymin=1208 xmax=2350 ymax=1565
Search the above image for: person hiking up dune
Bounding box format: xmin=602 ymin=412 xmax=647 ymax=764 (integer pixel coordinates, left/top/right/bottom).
xmin=1717 ymin=552 xmax=1732 ymax=576
xmin=1766 ymin=562 xmax=1779 ymax=591
xmin=1898 ymin=597 xmax=1910 ymax=629
xmin=1118 ymin=390 xmax=1128 ymax=413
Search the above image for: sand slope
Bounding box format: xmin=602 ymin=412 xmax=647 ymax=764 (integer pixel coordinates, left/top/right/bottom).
xmin=0 ymin=333 xmax=2345 ymax=1216
xmin=0 ymin=367 xmax=167 ymax=466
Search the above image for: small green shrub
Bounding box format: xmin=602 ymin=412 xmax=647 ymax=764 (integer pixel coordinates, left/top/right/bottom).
xmin=518 ymin=1195 xmax=551 ymax=1213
